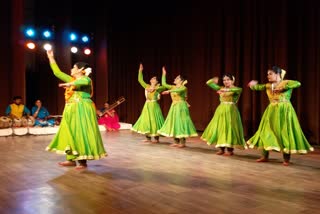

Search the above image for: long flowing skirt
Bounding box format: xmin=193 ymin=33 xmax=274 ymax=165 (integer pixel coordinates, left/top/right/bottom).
xmin=131 ymin=101 xmax=164 ymax=136
xmin=201 ymin=103 xmax=246 ymax=148
xmin=46 ymin=100 xmax=107 ymax=160
xmin=247 ymin=102 xmax=314 ymax=154
xmin=158 ymin=101 xmax=198 ymax=138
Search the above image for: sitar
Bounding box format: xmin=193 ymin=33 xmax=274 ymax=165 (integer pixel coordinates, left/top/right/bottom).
xmin=98 ymin=96 xmax=126 ymax=118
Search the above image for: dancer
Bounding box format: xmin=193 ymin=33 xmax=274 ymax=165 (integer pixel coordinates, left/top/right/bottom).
xmin=158 ymin=66 xmax=198 ymax=148
xmin=97 ymin=102 xmax=121 ymax=131
xmin=45 ymin=50 xmax=107 ymax=169
xmin=201 ymin=74 xmax=246 ymax=156
xmin=131 ymin=63 xmax=165 ymax=143
xmin=247 ymin=66 xmax=313 ymax=166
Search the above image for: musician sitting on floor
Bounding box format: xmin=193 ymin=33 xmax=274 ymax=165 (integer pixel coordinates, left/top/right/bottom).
xmin=5 ymin=96 xmax=30 ymax=119
xmin=97 ymin=102 xmax=120 ymax=131
xmin=31 ymin=99 xmax=55 ymax=127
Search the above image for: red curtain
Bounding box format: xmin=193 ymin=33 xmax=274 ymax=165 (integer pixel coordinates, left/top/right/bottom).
xmin=1 ymin=0 xmax=319 ymax=144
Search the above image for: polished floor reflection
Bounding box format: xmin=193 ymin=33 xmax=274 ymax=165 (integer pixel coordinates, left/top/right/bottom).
xmin=0 ymin=130 xmax=319 ymax=214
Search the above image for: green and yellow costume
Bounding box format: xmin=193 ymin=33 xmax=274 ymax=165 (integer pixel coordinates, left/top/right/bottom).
xmin=158 ymin=74 xmax=198 ymax=140
xmin=247 ymin=80 xmax=313 ymax=154
xmin=131 ymin=70 xmax=165 ymax=137
xmin=46 ymin=63 xmax=107 ymax=160
xmin=201 ymin=79 xmax=246 ymax=149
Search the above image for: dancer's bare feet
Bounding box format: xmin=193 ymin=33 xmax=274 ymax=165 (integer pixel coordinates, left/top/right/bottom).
xmin=223 ymin=152 xmax=234 ymax=156
xmin=283 ymin=161 xmax=290 ymax=166
xmin=151 ymin=140 xmax=159 ymax=144
xmin=75 ymin=160 xmax=87 ymax=170
xmin=141 ymin=139 xmax=152 ymax=144
xmin=256 ymin=157 xmax=269 ymax=162
xmin=75 ymin=164 xmax=87 ymax=170
xmin=170 ymin=143 xmax=179 ymax=147
xmin=58 ymin=161 xmax=76 ymax=167
xmin=216 ymin=150 xmax=224 ymax=155
xmin=177 ymin=144 xmax=186 ymax=148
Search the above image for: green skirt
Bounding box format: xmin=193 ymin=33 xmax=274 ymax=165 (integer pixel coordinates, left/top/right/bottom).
xmin=46 ymin=99 xmax=107 ymax=160
xmin=131 ymin=101 xmax=164 ymax=136
xmin=158 ymin=101 xmax=198 ymax=138
xmin=247 ymin=102 xmax=314 ymax=154
xmin=201 ymin=103 xmax=246 ymax=148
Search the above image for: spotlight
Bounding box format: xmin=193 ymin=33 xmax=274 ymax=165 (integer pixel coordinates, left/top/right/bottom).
xmin=42 ymin=30 xmax=52 ymax=39
xmin=81 ymin=35 xmax=89 ymax=43
xmin=69 ymin=33 xmax=78 ymax=42
xmin=84 ymin=48 xmax=91 ymax=55
xmin=26 ymin=42 xmax=36 ymax=50
xmin=43 ymin=43 xmax=52 ymax=51
xmin=70 ymin=46 xmax=78 ymax=53
xmin=25 ymin=28 xmax=36 ymax=38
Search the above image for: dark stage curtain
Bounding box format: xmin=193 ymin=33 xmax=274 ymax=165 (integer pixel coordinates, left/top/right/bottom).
xmin=1 ymin=0 xmax=319 ymax=144
xmin=105 ymin=0 xmax=320 ymax=144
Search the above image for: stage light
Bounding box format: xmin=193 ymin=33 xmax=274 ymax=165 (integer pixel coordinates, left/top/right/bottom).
xmin=71 ymin=46 xmax=78 ymax=53
xmin=42 ymin=30 xmax=52 ymax=39
xmin=81 ymin=35 xmax=89 ymax=43
xmin=26 ymin=42 xmax=36 ymax=50
xmin=25 ymin=28 xmax=36 ymax=38
xmin=69 ymin=33 xmax=78 ymax=42
xmin=43 ymin=43 xmax=52 ymax=51
xmin=84 ymin=48 xmax=91 ymax=55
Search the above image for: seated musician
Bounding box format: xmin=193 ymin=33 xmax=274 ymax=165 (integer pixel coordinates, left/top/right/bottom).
xmin=97 ymin=102 xmax=120 ymax=131
xmin=31 ymin=99 xmax=55 ymax=127
xmin=5 ymin=96 xmax=30 ymax=119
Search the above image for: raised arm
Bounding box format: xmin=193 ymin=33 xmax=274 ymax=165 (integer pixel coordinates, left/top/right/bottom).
xmin=138 ymin=63 xmax=147 ymax=88
xmin=46 ymin=50 xmax=73 ymax=83
xmin=206 ymin=78 xmax=221 ymax=91
xmin=161 ymin=66 xmax=173 ymax=89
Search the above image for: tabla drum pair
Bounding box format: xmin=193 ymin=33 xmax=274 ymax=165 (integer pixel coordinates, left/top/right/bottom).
xmin=0 ymin=116 xmax=13 ymax=129
xmin=12 ymin=116 xmax=35 ymax=127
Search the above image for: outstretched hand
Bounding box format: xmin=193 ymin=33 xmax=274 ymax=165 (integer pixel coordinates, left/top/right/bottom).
xmin=162 ymin=66 xmax=166 ymax=75
xmin=139 ymin=63 xmax=143 ymax=71
xmin=47 ymin=50 xmax=54 ymax=58
xmin=59 ymin=83 xmax=71 ymax=88
xmin=58 ymin=83 xmax=66 ymax=88
xmin=162 ymin=90 xmax=170 ymax=95
xmin=212 ymin=77 xmax=219 ymax=84
xmin=247 ymin=80 xmax=258 ymax=87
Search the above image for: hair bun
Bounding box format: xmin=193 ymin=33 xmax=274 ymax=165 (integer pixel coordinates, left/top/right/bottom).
xmin=85 ymin=67 xmax=92 ymax=76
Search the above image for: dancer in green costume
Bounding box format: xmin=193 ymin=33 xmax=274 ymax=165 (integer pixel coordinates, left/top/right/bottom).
xmin=158 ymin=67 xmax=198 ymax=148
xmin=46 ymin=50 xmax=107 ymax=169
xmin=201 ymin=74 xmax=246 ymax=156
xmin=247 ymin=66 xmax=313 ymax=166
xmin=131 ymin=63 xmax=166 ymax=143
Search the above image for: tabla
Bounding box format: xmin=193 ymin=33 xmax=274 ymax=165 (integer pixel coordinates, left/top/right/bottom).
xmin=13 ymin=118 xmax=22 ymax=127
xmin=0 ymin=116 xmax=13 ymax=129
xmin=21 ymin=116 xmax=35 ymax=127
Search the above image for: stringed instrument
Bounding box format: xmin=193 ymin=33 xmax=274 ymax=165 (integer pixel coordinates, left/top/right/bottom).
xmin=98 ymin=97 xmax=126 ymax=118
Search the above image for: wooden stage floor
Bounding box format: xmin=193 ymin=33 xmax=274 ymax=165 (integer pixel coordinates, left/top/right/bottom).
xmin=0 ymin=130 xmax=319 ymax=214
